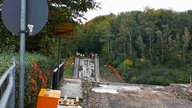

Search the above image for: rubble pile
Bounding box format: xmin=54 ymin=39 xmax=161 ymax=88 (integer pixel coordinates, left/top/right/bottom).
xmin=162 ymin=84 xmax=191 ymax=100
xmin=82 ymin=82 xmax=192 ymax=108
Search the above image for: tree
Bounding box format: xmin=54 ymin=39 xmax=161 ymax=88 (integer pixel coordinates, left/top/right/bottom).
xmin=145 ymin=22 xmax=155 ymax=60
xmin=136 ymin=35 xmax=145 ymax=57
xmin=48 ymin=0 xmax=100 ymax=23
xmin=181 ymin=27 xmax=191 ymax=63
xmin=78 ymin=14 xmax=116 ymax=58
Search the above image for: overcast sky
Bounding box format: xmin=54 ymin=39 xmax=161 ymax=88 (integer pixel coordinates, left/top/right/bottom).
xmin=82 ymin=0 xmax=192 ymax=23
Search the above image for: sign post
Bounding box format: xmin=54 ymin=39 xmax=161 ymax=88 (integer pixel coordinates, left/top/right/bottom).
xmin=49 ymin=22 xmax=73 ymax=89
xmin=1 ymin=0 xmax=48 ymax=107
xmin=19 ymin=0 xmax=26 ymax=107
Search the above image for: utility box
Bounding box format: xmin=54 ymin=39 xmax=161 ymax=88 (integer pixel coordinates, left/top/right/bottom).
xmin=37 ymin=89 xmax=61 ymax=108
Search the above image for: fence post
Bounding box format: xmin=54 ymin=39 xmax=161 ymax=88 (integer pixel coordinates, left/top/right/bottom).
xmin=59 ymin=63 xmax=64 ymax=82
xmin=52 ymin=62 xmax=64 ymax=89
xmin=95 ymin=56 xmax=101 ymax=82
xmin=73 ymin=57 xmax=79 ymax=78
xmin=52 ymin=71 xmax=57 ymax=89
xmin=10 ymin=57 xmax=16 ymax=108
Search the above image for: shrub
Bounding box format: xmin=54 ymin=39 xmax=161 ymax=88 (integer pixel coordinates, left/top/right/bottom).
xmin=116 ymin=61 xmax=191 ymax=86
xmin=0 ymin=52 xmax=15 ymax=75
xmin=64 ymin=56 xmax=75 ymax=77
xmin=133 ymin=58 xmax=143 ymax=69
xmin=112 ymin=55 xmax=124 ymax=66
xmin=123 ymin=59 xmax=133 ymax=68
xmin=0 ymin=52 xmax=56 ymax=108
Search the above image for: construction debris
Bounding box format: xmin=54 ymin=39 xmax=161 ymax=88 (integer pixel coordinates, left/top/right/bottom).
xmin=58 ymin=96 xmax=79 ymax=106
xmin=83 ymin=82 xmax=192 ymax=108
xmin=60 ymin=79 xmax=82 ymax=99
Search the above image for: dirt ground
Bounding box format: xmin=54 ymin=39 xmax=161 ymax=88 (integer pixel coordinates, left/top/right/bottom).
xmin=83 ymin=81 xmax=192 ymax=108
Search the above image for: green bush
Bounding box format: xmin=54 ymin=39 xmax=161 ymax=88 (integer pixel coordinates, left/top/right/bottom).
xmin=112 ymin=55 xmax=124 ymax=66
xmin=0 ymin=52 xmax=56 ymax=108
xmin=64 ymin=58 xmax=74 ymax=77
xmin=100 ymin=65 xmax=112 ymax=80
xmin=133 ymin=58 xmax=143 ymax=69
xmin=100 ymin=65 xmax=120 ymax=82
xmin=0 ymin=52 xmax=15 ymax=76
xmin=116 ymin=61 xmax=191 ymax=86
xmin=22 ymin=52 xmax=56 ymax=108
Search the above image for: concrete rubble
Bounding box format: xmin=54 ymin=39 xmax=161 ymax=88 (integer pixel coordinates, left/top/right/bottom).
xmin=85 ymin=82 xmax=192 ymax=108
xmin=60 ymin=78 xmax=82 ymax=99
xmin=92 ymin=84 xmax=141 ymax=94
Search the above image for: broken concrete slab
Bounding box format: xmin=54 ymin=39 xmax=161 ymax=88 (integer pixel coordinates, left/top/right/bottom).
xmin=63 ymin=78 xmax=82 ymax=84
xmin=92 ymin=84 xmax=141 ymax=94
xmin=60 ymin=79 xmax=82 ymax=99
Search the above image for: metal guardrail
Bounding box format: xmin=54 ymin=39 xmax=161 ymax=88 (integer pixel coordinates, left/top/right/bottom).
xmin=52 ymin=62 xmax=64 ymax=89
xmin=0 ymin=57 xmax=16 ymax=108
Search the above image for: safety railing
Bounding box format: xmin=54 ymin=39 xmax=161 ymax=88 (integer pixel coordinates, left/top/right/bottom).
xmin=52 ymin=62 xmax=64 ymax=89
xmin=0 ymin=57 xmax=16 ymax=108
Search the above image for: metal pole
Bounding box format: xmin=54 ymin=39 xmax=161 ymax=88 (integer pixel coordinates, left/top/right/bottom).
xmin=19 ymin=0 xmax=26 ymax=107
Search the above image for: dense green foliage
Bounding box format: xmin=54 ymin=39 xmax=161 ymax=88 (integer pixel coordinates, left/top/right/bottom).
xmin=100 ymin=65 xmax=121 ymax=82
xmin=0 ymin=52 xmax=56 ymax=107
xmin=77 ymin=9 xmax=192 ymax=85
xmin=64 ymin=59 xmax=74 ymax=77
xmin=0 ymin=52 xmax=15 ymax=75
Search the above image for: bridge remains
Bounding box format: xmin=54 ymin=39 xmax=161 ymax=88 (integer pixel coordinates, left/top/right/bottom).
xmin=73 ymin=56 xmax=101 ymax=82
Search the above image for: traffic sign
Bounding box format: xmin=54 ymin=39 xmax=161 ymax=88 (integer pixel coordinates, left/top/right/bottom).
xmin=1 ymin=0 xmax=48 ymax=36
xmin=50 ymin=22 xmax=73 ymax=38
